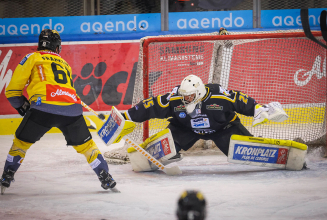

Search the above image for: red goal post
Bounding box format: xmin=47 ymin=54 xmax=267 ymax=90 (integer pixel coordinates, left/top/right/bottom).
xmin=130 ymin=29 xmax=326 ymax=149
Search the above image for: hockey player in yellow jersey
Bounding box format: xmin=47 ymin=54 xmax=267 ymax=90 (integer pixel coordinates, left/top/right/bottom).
xmin=1 ymin=29 xmax=116 ymax=194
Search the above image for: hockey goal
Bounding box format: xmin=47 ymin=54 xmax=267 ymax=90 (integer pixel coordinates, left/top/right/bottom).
xmin=104 ymin=29 xmax=327 ymax=163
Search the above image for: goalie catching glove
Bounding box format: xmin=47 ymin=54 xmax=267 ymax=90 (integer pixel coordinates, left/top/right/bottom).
xmin=253 ymin=102 xmax=288 ymax=127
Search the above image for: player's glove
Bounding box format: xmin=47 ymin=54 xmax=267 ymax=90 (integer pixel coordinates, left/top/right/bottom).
xmin=219 ymin=27 xmax=229 ymax=35
xmin=15 ymin=96 xmax=30 ymax=116
xmin=252 ymin=104 xmax=269 ymax=127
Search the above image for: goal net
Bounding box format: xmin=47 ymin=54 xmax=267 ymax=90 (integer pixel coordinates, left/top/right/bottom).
xmin=105 ymin=29 xmax=326 ymax=163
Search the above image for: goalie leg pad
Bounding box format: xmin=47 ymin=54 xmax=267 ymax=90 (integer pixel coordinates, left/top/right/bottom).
xmin=127 ymin=129 xmax=181 ymax=172
xmin=228 ymin=135 xmax=307 ymax=171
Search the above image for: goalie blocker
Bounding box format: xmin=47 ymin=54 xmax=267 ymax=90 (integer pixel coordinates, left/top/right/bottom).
xmin=228 ymin=135 xmax=308 ymax=171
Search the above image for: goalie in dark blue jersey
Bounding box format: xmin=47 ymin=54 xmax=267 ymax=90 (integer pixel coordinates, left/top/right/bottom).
xmin=122 ymin=75 xmax=292 ymax=171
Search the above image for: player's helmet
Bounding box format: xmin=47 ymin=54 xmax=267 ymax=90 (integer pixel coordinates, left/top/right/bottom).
xmin=176 ymin=190 xmax=206 ymax=220
xmin=179 ymin=75 xmax=206 ymax=114
xmin=37 ymin=29 xmax=62 ymax=53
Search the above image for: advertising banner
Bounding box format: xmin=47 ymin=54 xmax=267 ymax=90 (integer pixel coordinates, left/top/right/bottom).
xmin=261 ymin=8 xmax=327 ymax=28
xmin=0 ymin=14 xmax=161 ymax=37
xmin=1 ymin=9 xmax=326 ymax=39
xmin=0 ymin=41 xmax=140 ymax=115
xmin=169 ymin=10 xmax=253 ymax=31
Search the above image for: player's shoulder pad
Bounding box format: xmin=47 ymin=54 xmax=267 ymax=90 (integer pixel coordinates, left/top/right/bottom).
xmin=19 ymin=53 xmax=34 ymax=65
xmin=209 ymin=84 xmax=236 ymax=99
xmin=167 ymin=85 xmax=181 ymax=101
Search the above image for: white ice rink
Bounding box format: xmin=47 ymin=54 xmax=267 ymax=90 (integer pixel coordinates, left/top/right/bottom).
xmin=0 ymin=133 xmax=327 ymax=220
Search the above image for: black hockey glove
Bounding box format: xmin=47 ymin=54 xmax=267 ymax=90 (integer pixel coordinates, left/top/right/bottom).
xmin=15 ymin=96 xmax=30 ymax=116
xmin=98 ymin=113 xmax=105 ymax=121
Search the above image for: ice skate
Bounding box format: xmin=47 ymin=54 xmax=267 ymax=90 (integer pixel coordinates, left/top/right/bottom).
xmin=1 ymin=169 xmax=15 ymax=195
xmin=98 ymin=170 xmax=119 ymax=192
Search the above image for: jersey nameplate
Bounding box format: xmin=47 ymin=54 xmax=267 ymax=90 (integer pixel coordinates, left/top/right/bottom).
xmin=191 ymin=118 xmax=210 ymax=128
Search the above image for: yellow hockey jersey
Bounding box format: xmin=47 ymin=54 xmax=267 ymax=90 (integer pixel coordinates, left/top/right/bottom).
xmin=6 ymin=50 xmax=81 ymax=107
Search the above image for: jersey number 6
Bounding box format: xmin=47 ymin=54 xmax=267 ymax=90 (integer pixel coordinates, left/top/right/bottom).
xmin=51 ymin=62 xmax=73 ymax=87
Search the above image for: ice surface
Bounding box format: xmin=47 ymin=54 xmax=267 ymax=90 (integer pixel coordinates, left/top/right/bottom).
xmin=0 ymin=133 xmax=326 ymax=220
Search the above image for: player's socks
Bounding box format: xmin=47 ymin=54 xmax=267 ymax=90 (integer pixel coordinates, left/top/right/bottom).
xmin=98 ymin=170 xmax=116 ymax=190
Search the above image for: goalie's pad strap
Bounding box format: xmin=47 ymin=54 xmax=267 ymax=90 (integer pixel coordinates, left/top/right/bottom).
xmin=231 ymin=135 xmax=307 ymax=151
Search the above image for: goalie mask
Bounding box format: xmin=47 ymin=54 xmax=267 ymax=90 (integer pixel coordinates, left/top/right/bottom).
xmin=176 ymin=190 xmax=206 ymax=220
xmin=179 ymin=75 xmax=206 ymax=114
xmin=37 ymin=29 xmax=62 ymax=54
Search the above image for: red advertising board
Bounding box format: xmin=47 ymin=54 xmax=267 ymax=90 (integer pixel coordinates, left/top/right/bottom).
xmin=0 ymin=42 xmax=139 ymax=115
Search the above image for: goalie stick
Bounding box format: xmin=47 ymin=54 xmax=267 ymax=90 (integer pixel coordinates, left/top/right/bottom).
xmin=82 ymin=102 xmax=182 ymax=176
xmin=81 ymin=101 xmax=106 ymax=120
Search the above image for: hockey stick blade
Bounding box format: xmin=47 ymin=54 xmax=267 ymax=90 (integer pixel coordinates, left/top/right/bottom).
xmin=163 ymin=166 xmax=182 ymax=176
xmin=1 ymin=185 xmax=6 ymax=195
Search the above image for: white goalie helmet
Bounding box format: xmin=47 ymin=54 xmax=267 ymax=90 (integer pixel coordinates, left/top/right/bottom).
xmin=178 ymin=75 xmax=206 ymax=114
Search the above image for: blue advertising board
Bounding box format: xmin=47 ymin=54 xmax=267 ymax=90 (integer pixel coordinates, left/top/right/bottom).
xmin=0 ymin=8 xmax=325 ymax=42
xmin=0 ymin=13 xmax=161 ymax=37
xmin=261 ymin=8 xmax=327 ymax=28
xmin=169 ymin=10 xmax=253 ymax=31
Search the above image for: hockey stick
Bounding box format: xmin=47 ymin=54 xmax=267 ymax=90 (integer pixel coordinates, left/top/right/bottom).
xmin=82 ymin=102 xmax=182 ymax=175
xmin=81 ymin=101 xmax=106 ymax=120
xmin=300 ymin=9 xmax=327 ymax=49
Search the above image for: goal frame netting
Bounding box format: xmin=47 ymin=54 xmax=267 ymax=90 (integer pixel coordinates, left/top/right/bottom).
xmin=105 ymin=29 xmax=326 ymax=164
